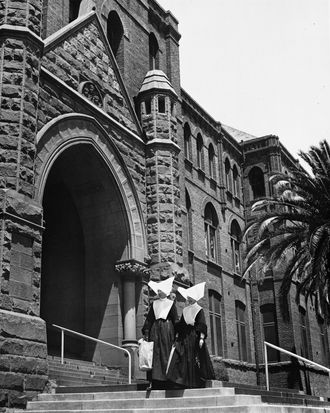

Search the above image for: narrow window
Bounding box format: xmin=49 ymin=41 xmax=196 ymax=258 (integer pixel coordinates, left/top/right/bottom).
xmin=145 ymin=98 xmax=152 ymax=115
xmin=158 ymin=96 xmax=165 ymax=113
xmin=69 ymin=0 xmax=81 ymax=22
xmin=225 ymin=158 xmax=231 ymax=191
xmin=261 ymin=304 xmax=279 ymax=362
xmin=236 ymin=301 xmax=248 ymax=361
xmin=208 ymin=144 xmax=215 ymax=179
xmin=209 ymin=290 xmax=223 ymax=356
xmin=149 ymin=33 xmax=159 ymax=70
xmin=107 ymin=11 xmax=124 ymax=70
xmin=186 ymin=190 xmax=193 ymax=251
xmin=230 ymin=220 xmax=241 ymax=273
xmin=318 ymin=316 xmax=329 ymax=366
xmin=197 ymin=134 xmax=204 ymax=169
xmin=204 ymin=203 xmax=218 ymax=261
xmin=299 ymin=307 xmax=309 ymax=358
xmin=184 ymin=123 xmax=192 ymax=161
xmin=233 ymin=165 xmax=239 ymax=198
xmin=248 ymin=167 xmax=266 ymax=199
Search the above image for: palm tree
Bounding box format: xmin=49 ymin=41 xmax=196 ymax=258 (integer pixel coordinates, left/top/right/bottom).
xmin=243 ymin=140 xmax=330 ymax=319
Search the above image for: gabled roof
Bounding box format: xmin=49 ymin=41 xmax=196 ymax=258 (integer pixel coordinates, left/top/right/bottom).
xmin=42 ymin=11 xmax=142 ymax=137
xmin=222 ymin=124 xmax=259 ymax=142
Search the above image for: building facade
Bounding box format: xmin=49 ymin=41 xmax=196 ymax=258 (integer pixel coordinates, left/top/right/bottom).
xmin=0 ymin=0 xmax=329 ymax=406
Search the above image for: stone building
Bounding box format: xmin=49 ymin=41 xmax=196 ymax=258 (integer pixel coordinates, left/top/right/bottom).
xmin=0 ymin=0 xmax=329 ymax=406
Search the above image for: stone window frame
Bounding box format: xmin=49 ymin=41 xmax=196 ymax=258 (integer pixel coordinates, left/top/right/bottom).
xmin=235 ymin=300 xmax=248 ymax=362
xmin=208 ymin=289 xmax=224 ymax=357
xmin=196 ymin=133 xmax=204 ymax=170
xmin=185 ymin=189 xmax=193 ymax=251
xmin=183 ymin=122 xmax=192 ymax=161
xmin=260 ymin=303 xmax=279 ymax=362
xmin=230 ymin=219 xmax=242 ymax=274
xmin=204 ymin=202 xmax=219 ymax=262
xmin=149 ymin=32 xmax=160 ymax=70
xmin=299 ymin=305 xmax=310 ymax=359
xmin=248 ymin=166 xmax=266 ymax=200
xmin=208 ymin=143 xmax=216 ymax=180
xmin=107 ymin=10 xmax=125 ymax=71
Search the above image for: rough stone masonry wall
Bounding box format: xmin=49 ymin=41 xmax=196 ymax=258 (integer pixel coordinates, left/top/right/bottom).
xmin=146 ymin=146 xmax=181 ymax=266
xmin=0 ymin=191 xmax=46 ymax=408
xmin=0 ymin=0 xmax=48 ymax=407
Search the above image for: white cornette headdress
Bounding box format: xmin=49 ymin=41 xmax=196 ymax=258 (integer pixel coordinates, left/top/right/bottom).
xmin=148 ymin=276 xmax=175 ymax=296
xmin=178 ymin=282 xmax=205 ymax=302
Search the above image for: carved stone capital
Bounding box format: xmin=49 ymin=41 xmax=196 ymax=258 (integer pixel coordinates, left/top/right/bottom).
xmin=115 ymin=259 xmax=150 ymax=278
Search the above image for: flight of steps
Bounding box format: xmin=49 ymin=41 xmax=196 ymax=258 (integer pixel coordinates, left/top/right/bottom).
xmin=47 ymin=356 xmax=130 ymax=388
xmin=24 ymin=384 xmax=330 ymax=412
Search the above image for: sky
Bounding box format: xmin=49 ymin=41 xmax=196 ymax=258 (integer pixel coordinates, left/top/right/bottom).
xmin=159 ymin=0 xmax=330 ymax=162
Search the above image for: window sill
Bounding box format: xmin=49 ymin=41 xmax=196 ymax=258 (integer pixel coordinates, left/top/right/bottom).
xmin=234 ymin=195 xmax=241 ymax=205
xmin=207 ymin=259 xmax=222 ymax=271
xmin=197 ymin=168 xmax=205 ymax=180
xmin=184 ymin=158 xmax=193 ymax=172
xmin=210 ymin=177 xmax=217 ymax=190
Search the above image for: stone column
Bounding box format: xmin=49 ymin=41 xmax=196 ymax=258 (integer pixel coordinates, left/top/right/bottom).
xmin=115 ymin=259 xmax=149 ymax=378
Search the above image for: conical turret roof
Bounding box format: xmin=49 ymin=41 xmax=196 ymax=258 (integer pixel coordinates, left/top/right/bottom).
xmin=138 ymin=70 xmax=177 ymax=96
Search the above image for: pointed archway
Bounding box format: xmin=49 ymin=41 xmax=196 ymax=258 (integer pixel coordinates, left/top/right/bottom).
xmin=36 ymin=114 xmax=147 ymax=364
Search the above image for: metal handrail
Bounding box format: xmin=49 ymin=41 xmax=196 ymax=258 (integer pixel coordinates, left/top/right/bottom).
xmin=51 ymin=323 xmax=132 ymax=384
xmin=264 ymin=341 xmax=330 ymax=391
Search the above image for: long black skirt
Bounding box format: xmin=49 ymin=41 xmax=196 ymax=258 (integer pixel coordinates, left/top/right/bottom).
xmin=148 ymin=318 xmax=175 ymax=382
xmin=166 ymin=325 xmax=215 ymax=388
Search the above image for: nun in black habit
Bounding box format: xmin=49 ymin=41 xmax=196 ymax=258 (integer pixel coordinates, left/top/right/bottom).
xmin=166 ymin=282 xmax=215 ymax=388
xmin=142 ymin=276 xmax=178 ymax=389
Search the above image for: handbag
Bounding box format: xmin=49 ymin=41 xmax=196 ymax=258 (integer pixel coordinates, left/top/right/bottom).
xmin=138 ymin=338 xmax=154 ymax=371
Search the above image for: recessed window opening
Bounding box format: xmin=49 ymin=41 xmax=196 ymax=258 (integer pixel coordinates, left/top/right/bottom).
xmin=236 ymin=301 xmax=248 ymax=361
xmin=204 ymin=203 xmax=218 ymax=261
xmin=69 ymin=0 xmax=81 ymax=22
xmin=197 ymin=134 xmax=204 ymax=169
xmin=158 ymin=96 xmax=165 ymax=113
xmin=145 ymin=98 xmax=152 ymax=115
xmin=249 ymin=167 xmax=266 ymax=199
xmin=209 ymin=290 xmax=223 ymax=356
xmin=149 ymin=33 xmax=159 ymax=70
xmin=107 ymin=11 xmax=124 ymax=70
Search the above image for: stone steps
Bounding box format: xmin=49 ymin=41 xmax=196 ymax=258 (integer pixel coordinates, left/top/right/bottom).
xmin=47 ymin=357 xmax=129 ymax=388
xmin=24 ymin=386 xmax=330 ymax=413
xmin=219 ymin=381 xmax=330 ymax=406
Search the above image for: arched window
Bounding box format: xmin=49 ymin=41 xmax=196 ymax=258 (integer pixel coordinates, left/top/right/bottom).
xmin=233 ymin=165 xmax=239 ymax=198
xmin=248 ymin=167 xmax=265 ymax=199
xmin=196 ymin=134 xmax=204 ymax=170
xmin=208 ymin=144 xmax=216 ymax=179
xmin=107 ymin=11 xmax=124 ymax=69
xmin=184 ymin=123 xmax=192 ymax=161
xmin=225 ymin=158 xmax=231 ymax=192
xmin=261 ymin=304 xmax=279 ymax=362
xmin=299 ymin=306 xmax=309 ymax=358
xmin=204 ymin=203 xmax=218 ymax=261
xmin=186 ymin=190 xmax=193 ymax=251
xmin=149 ymin=33 xmax=159 ymax=70
xmin=69 ymin=0 xmax=82 ymax=22
xmin=209 ymin=290 xmax=223 ymax=356
xmin=235 ymin=301 xmax=247 ymax=361
xmin=230 ymin=220 xmax=241 ymax=273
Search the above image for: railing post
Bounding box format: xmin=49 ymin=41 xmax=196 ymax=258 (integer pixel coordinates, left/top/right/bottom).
xmin=127 ymin=351 xmax=132 ymax=385
xmin=61 ymin=329 xmax=64 ymax=365
xmin=264 ymin=341 xmax=269 ymax=391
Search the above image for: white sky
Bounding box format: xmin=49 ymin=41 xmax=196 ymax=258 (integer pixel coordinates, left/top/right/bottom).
xmin=159 ymin=0 xmax=330 ymax=161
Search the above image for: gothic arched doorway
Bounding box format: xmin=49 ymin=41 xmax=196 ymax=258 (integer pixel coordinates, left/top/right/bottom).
xmin=40 ymin=143 xmax=129 ymax=362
